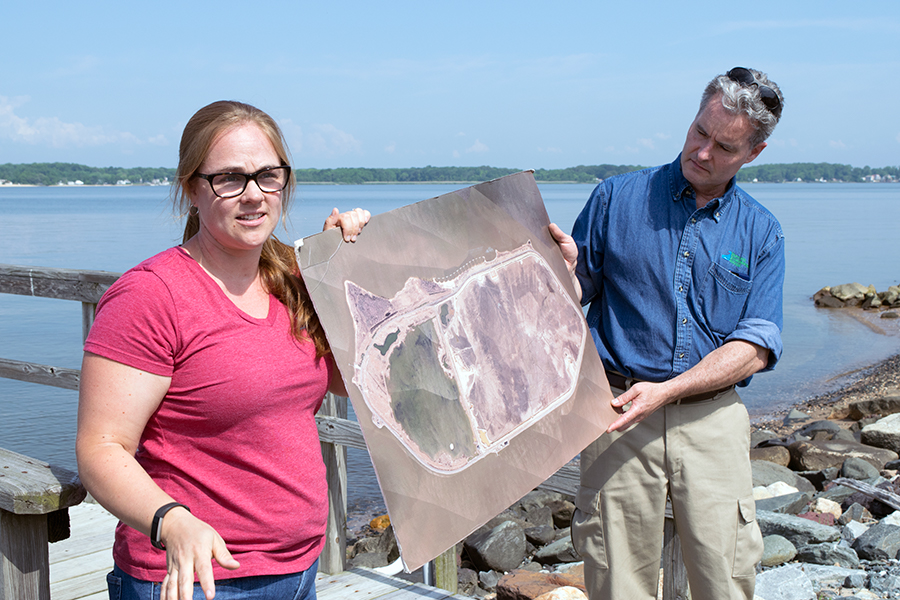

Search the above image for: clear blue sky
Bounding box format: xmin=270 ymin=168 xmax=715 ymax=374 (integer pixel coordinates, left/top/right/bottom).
xmin=2 ymin=1 xmax=898 ymax=170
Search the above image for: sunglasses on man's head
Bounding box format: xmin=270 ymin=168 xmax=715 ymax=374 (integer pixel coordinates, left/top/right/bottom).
xmin=727 ymin=67 xmax=782 ymax=117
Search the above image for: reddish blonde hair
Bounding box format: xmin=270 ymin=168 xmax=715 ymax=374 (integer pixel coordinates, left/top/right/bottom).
xmin=172 ymin=101 xmax=329 ymax=357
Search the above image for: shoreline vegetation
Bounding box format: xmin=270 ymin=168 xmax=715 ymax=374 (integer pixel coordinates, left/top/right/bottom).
xmin=1 ymin=161 xmax=898 ymax=186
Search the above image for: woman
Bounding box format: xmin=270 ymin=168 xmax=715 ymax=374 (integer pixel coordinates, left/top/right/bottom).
xmin=76 ymin=100 xmax=369 ymax=600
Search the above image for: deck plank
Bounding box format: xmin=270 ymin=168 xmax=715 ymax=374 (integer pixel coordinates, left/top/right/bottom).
xmin=52 ymin=503 xmax=469 ymax=600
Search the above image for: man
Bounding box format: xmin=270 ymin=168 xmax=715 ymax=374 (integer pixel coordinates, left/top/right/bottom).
xmin=550 ymin=67 xmax=785 ymax=599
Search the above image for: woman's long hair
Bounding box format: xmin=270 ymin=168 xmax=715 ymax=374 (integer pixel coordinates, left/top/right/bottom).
xmin=171 ymin=100 xmax=329 ymax=357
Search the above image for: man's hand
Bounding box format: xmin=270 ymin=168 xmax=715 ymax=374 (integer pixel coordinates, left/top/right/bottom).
xmin=323 ymin=207 xmax=371 ymax=242
xmin=606 ymin=382 xmax=672 ymax=433
xmin=548 ymin=223 xmax=582 ymax=302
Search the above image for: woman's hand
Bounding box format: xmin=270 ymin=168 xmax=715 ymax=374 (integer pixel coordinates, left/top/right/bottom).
xmin=323 ymin=207 xmax=371 ymax=242
xmin=159 ymin=508 xmax=240 ymax=600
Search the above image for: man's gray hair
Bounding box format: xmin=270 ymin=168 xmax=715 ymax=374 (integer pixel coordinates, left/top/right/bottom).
xmin=699 ymin=68 xmax=784 ymax=148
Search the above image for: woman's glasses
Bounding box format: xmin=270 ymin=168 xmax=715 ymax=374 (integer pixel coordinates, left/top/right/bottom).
xmin=196 ymin=166 xmax=292 ymax=198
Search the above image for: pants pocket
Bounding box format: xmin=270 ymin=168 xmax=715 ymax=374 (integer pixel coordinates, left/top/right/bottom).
xmin=106 ymin=570 xmax=122 ymax=600
xmin=732 ymin=496 xmax=763 ymax=578
xmin=571 ymin=485 xmax=608 ymax=570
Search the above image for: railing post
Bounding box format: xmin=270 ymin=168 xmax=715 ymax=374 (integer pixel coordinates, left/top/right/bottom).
xmin=662 ymin=504 xmax=690 ymax=600
xmin=434 ymin=546 xmax=458 ymax=593
xmin=81 ymin=302 xmax=97 ymax=343
xmin=318 ymin=393 xmax=348 ymax=574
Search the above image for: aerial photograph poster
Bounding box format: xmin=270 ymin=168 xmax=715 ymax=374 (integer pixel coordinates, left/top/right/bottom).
xmin=295 ymin=171 xmax=615 ymax=571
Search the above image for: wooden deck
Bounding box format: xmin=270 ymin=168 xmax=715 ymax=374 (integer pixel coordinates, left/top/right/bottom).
xmin=49 ymin=503 xmax=468 ymax=600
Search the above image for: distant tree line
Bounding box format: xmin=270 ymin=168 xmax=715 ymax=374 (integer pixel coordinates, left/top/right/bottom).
xmin=737 ymin=163 xmax=899 ymax=183
xmin=0 ymin=163 xmax=174 ymax=186
xmin=2 ymin=162 xmax=898 ymax=186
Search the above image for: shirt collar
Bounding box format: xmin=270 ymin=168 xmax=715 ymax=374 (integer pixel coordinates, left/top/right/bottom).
xmin=668 ymin=154 xmax=736 ymax=222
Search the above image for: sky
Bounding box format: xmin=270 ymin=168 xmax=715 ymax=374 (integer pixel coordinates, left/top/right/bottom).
xmin=1 ymin=1 xmax=898 ymax=171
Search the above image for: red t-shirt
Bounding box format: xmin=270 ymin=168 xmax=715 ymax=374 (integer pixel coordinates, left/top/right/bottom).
xmin=84 ymin=247 xmax=331 ymax=581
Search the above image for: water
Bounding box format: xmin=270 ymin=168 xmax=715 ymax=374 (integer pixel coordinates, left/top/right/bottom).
xmin=1 ymin=182 xmax=899 ymax=519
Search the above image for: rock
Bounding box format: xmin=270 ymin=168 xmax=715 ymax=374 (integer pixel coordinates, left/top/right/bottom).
xmin=752 ymin=460 xmax=816 ymax=493
xmin=480 ymin=570 xmax=503 ymax=591
xmin=817 ymin=480 xmax=858 ymax=505
xmin=464 ymin=520 xmax=527 ymax=573
xmin=868 ymin=571 xmax=900 ymax=594
xmin=798 ymin=563 xmax=868 ymax=590
xmin=796 ymin=511 xmax=835 ymax=526
xmin=350 ymin=551 xmax=391 ymax=568
xmin=518 ymin=490 xmax=565 ymax=511
xmin=813 ymin=288 xmax=845 ymax=308
xmin=757 ymin=510 xmax=840 ymax=546
xmin=754 ymin=481 xmax=800 ymax=500
xmin=534 ymin=537 xmax=580 ymax=565
xmin=752 ymin=429 xmax=780 ymax=448
xmin=348 ymin=525 xmax=400 ymax=562
xmin=522 ymin=506 xmax=554 ymax=529
xmin=809 ymin=498 xmax=842 ymax=520
xmin=784 ymin=409 xmax=810 ymax=426
xmin=787 ymin=439 xmax=898 ymax=471
xmin=753 ymin=563 xmax=815 ymax=600
xmin=761 ymin=534 xmax=796 ymax=567
xmin=750 ymin=445 xmax=791 ymax=466
xmin=798 ymin=420 xmax=843 ymax=437
xmin=756 ymin=492 xmax=813 ymax=515
xmin=458 ymin=567 xmax=479 ymax=596
xmin=850 ymin=521 xmax=900 ymax=560
xmin=795 ymin=542 xmax=860 ymax=568
xmin=831 ymin=428 xmax=857 ymax=442
xmin=838 ymin=503 xmax=874 ymax=526
xmin=369 ymin=514 xmax=391 ymax=530
xmin=496 ymin=569 xmax=586 ymax=600
xmin=547 ymin=499 xmax=575 ymax=529
xmin=848 ymin=396 xmax=900 ymax=420
xmin=883 ymin=310 xmax=900 ymax=319
xmin=841 ymin=520 xmax=870 ymax=545
xmin=883 ymin=510 xmax=900 ymax=527
xmin=841 ymin=456 xmax=882 ymax=480
xmin=844 ymin=571 xmax=867 ymax=588
xmin=830 ymin=283 xmax=874 ymax=303
xmin=860 ymin=413 xmax=900 ymax=453
xmin=534 ymin=587 xmax=588 ymax=600
xmin=524 ymin=525 xmax=556 ymax=547
xmin=886 ymin=459 xmax=900 ymax=470
xmin=796 ymin=468 xmax=839 ymax=491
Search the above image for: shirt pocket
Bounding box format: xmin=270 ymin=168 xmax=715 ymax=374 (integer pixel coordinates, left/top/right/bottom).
xmin=571 ymin=485 xmax=608 ymax=569
xmin=699 ymin=262 xmax=752 ymax=337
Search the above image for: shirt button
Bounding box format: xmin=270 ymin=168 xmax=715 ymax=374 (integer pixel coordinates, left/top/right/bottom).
xmin=691 ymin=218 xmax=696 ymax=224
xmin=715 ymin=212 xmax=721 ymax=218
xmin=679 ymin=353 xmax=685 ymax=358
xmin=682 ymin=318 xmax=688 ymax=324
xmin=683 ymin=251 xmax=689 ymax=257
xmin=678 ymin=285 xmax=684 ymax=292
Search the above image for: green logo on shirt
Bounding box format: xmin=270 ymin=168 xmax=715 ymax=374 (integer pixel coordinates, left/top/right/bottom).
xmin=722 ymin=252 xmax=748 ymax=270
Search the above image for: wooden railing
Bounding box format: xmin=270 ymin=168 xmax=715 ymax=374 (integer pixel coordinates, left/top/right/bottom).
xmin=0 ymin=264 xmax=688 ymax=599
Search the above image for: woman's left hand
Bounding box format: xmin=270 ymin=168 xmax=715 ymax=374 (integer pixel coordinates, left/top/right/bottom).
xmin=323 ymin=207 xmax=371 ymax=242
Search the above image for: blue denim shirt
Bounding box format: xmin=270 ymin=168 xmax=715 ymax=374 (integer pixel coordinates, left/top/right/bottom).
xmin=572 ymin=155 xmax=784 ymax=386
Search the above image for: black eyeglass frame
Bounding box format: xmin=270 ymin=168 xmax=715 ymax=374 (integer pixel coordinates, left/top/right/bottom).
xmin=726 ymin=67 xmax=782 ymax=117
xmin=195 ymin=165 xmax=292 ymax=199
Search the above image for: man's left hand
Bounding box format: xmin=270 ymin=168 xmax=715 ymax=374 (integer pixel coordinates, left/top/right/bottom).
xmin=606 ymin=382 xmax=672 ymax=433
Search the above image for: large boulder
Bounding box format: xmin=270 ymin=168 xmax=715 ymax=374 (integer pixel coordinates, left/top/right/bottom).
xmin=753 ymin=564 xmax=815 ymax=600
xmin=848 ymin=395 xmax=900 ymax=420
xmin=851 ymin=521 xmax=900 ymax=560
xmin=464 ymin=520 xmax=527 ymax=573
xmin=756 ymin=510 xmax=840 ymax=546
xmin=830 ymin=282 xmax=875 ymax=304
xmin=496 ymin=569 xmax=586 ymax=600
xmin=752 ymin=460 xmax=816 ymax=493
xmin=795 ymin=542 xmax=859 ymax=569
xmin=860 ymin=413 xmax=900 ymax=453
xmin=787 ymin=438 xmax=898 ymax=471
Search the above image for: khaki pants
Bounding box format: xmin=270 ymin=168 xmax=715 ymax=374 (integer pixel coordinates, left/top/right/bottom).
xmin=571 ymin=387 xmax=762 ymax=600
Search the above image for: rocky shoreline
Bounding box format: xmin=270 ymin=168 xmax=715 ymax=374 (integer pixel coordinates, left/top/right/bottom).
xmin=346 ymin=305 xmax=900 ymax=600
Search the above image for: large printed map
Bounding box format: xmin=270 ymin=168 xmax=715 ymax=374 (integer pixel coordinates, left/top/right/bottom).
xmin=347 ymin=241 xmax=586 ymax=473
xmin=295 ymin=171 xmax=614 ymax=571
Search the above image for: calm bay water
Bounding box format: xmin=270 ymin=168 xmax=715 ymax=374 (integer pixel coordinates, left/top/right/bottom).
xmin=1 ymin=182 xmax=898 ymax=517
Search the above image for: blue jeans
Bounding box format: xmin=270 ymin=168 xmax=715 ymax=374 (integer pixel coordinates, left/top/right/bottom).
xmin=107 ymin=559 xmax=318 ymax=600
